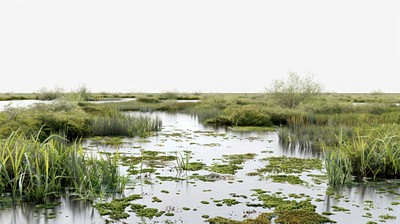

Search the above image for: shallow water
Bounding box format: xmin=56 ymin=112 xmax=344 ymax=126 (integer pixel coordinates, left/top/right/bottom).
xmin=0 ymin=100 xmax=51 ymax=111
xmin=1 ymin=111 xmax=400 ymax=224
xmin=90 ymin=98 xmax=137 ymax=103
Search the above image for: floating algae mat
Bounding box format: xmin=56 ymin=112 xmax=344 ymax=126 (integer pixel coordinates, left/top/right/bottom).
xmin=2 ymin=112 xmax=400 ymax=223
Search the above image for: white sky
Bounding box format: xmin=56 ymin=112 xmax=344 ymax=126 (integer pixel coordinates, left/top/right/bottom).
xmin=0 ymin=0 xmax=399 ymax=93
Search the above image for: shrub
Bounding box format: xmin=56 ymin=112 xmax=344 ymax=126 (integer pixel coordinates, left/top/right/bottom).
xmin=267 ymin=72 xmax=323 ymax=108
xmin=36 ymin=87 xmax=64 ymax=100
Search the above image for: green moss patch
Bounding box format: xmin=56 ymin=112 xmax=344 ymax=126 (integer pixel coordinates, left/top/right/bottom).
xmin=259 ymin=156 xmax=323 ymax=174
xmin=267 ymin=175 xmax=305 ymax=185
xmin=95 ymin=194 xmax=142 ymax=220
xmin=206 ymin=212 xmax=273 ymax=224
xmin=223 ymin=153 xmax=257 ymax=165
xmin=210 ymin=164 xmax=242 ymax=175
xmin=275 ymin=210 xmax=336 ymax=224
xmin=91 ymin=136 xmax=125 ymax=146
xmin=184 ymin=162 xmax=206 ymax=171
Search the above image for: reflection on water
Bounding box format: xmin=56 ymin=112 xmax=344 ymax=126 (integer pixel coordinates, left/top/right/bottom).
xmin=0 ymin=196 xmax=102 ymax=224
xmin=1 ymin=111 xmax=400 ymax=223
xmin=278 ymin=141 xmax=322 ymax=158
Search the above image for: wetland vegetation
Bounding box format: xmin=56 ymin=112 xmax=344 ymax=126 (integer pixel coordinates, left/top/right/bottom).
xmin=1 ymin=76 xmax=400 ymax=223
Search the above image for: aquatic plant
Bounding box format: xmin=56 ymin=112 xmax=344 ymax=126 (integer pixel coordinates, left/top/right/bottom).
xmin=175 ymin=151 xmax=191 ymax=172
xmin=274 ymin=210 xmax=335 ymax=224
xmin=324 ymin=125 xmax=400 ymax=186
xmin=90 ymin=109 xmax=161 ymax=137
xmin=206 ymin=213 xmax=273 ymax=224
xmin=206 ymin=105 xmax=273 ymax=127
xmin=95 ymin=194 xmax=143 ymax=220
xmin=258 ymin=156 xmax=323 ymax=174
xmin=0 ymin=131 xmax=126 ymax=203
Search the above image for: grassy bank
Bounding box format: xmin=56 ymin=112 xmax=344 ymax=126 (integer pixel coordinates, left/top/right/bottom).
xmin=0 ymin=101 xmax=162 ymax=139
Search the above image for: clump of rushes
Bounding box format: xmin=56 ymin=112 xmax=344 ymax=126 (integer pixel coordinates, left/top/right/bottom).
xmin=324 ymin=125 xmax=400 ymax=186
xmin=0 ymin=131 xmax=127 ymax=203
xmin=90 ymin=108 xmax=161 ymax=137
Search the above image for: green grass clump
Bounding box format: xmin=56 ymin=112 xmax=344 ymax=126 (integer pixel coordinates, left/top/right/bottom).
xmin=90 ymin=109 xmax=161 ymax=137
xmin=136 ymin=207 xmax=165 ymax=218
xmin=206 ymin=213 xmax=273 ymax=224
xmin=206 ymin=105 xmax=273 ymax=127
xmin=184 ymin=162 xmax=206 ymax=171
xmin=274 ymin=210 xmax=335 ymax=224
xmin=258 ymin=156 xmax=323 ymax=174
xmin=222 ymin=198 xmax=240 ymax=206
xmin=267 ymin=175 xmax=305 ymax=185
xmin=223 ymin=153 xmax=257 ymax=165
xmin=378 ymin=214 xmax=396 ymax=220
xmin=210 ymin=164 xmax=242 ymax=175
xmin=324 ymin=125 xmax=400 ymax=186
xmin=247 ymin=190 xmax=335 ymax=224
xmin=0 ymin=131 xmax=127 ymax=203
xmin=208 ymin=153 xmax=257 ymax=175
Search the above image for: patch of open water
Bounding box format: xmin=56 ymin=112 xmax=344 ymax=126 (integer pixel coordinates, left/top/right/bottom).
xmin=0 ymin=100 xmax=51 ymax=111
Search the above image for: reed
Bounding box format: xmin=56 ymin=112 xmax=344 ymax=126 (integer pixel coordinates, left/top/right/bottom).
xmin=323 ymin=132 xmax=353 ymax=185
xmin=175 ymin=151 xmax=191 ymax=172
xmin=324 ymin=125 xmax=400 ymax=186
xmin=0 ymin=131 xmax=126 ymax=203
xmin=90 ymin=109 xmax=161 ymax=137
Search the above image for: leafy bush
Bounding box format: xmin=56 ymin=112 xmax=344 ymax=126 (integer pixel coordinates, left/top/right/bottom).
xmin=36 ymin=87 xmax=64 ymax=100
xmin=267 ymin=72 xmax=323 ymax=108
